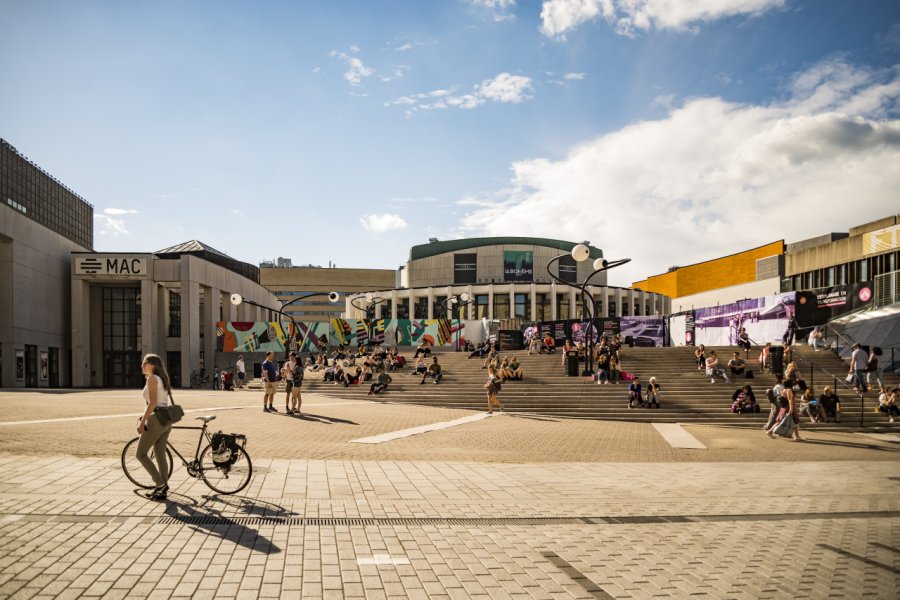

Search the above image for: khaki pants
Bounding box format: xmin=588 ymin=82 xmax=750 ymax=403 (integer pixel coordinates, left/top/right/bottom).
xmin=136 ymin=413 xmax=172 ymax=487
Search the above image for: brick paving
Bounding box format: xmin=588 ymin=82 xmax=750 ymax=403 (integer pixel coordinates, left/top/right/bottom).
xmin=0 ymin=389 xmax=898 ymax=598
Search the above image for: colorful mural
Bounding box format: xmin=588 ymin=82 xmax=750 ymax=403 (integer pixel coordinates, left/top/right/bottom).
xmin=217 ymin=319 xmax=465 ymax=352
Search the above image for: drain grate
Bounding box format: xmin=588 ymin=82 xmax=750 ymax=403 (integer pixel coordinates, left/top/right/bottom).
xmin=157 ymin=510 xmax=900 ymax=528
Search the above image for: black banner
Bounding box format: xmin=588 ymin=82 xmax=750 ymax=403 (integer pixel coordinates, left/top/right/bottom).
xmin=795 ymin=281 xmax=874 ymax=327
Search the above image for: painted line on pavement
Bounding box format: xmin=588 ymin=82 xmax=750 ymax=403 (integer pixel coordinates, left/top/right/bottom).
xmin=350 ymin=412 xmax=497 ymax=444
xmin=357 ymin=555 xmax=411 ymax=566
xmin=652 ymin=423 xmax=707 ymax=449
xmin=0 ymin=401 xmax=371 ymax=427
xmin=859 ymin=433 xmax=900 ymax=443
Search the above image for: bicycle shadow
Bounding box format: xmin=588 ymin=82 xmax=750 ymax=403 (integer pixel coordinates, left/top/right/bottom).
xmin=160 ymin=495 xmax=282 ymax=554
xmin=199 ymin=494 xmax=299 ymax=519
xmin=292 ymin=412 xmax=358 ymax=425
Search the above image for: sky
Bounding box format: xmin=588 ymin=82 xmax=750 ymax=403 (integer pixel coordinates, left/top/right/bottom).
xmin=2 ymin=0 xmax=899 ymax=286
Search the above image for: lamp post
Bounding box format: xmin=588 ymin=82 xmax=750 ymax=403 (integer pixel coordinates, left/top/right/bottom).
xmin=350 ymin=292 xmax=385 ymax=349
xmin=442 ymin=293 xmax=475 ymax=351
xmin=230 ymin=291 xmax=340 ymax=358
xmin=546 ymin=244 xmax=631 ymax=376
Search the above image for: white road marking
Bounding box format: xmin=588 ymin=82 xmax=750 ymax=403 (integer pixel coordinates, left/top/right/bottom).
xmin=350 ymin=412 xmax=497 ymax=444
xmin=652 ymin=423 xmax=707 ymax=449
xmin=859 ymin=433 xmax=900 ymax=443
xmin=357 ymin=554 xmax=410 ymax=566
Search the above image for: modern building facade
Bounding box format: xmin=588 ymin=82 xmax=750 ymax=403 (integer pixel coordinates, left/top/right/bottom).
xmin=1 ymin=139 xmax=93 ymax=388
xmin=347 ymin=237 xmax=670 ymax=322
xmin=260 ymin=266 xmax=396 ymax=323
xmin=71 ymin=241 xmax=280 ymax=388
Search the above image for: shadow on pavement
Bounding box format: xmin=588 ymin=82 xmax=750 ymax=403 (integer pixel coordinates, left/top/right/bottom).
xmin=293 ymin=413 xmax=358 ymax=425
xmin=507 ymin=413 xmax=561 ymax=422
xmin=200 ymin=494 xmax=298 ymax=519
xmin=163 ymin=498 xmax=282 ymax=554
xmin=798 ymin=438 xmax=900 ymax=453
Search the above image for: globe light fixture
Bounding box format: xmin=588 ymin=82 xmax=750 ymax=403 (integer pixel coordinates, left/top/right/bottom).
xmin=571 ymin=244 xmax=590 ymax=262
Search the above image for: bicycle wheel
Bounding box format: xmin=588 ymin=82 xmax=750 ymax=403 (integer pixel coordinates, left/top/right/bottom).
xmin=198 ymin=444 xmax=252 ymax=495
xmin=121 ymin=437 xmax=173 ymax=489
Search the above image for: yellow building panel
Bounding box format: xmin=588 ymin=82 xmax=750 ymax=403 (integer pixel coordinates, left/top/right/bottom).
xmin=633 ymin=241 xmax=784 ymax=299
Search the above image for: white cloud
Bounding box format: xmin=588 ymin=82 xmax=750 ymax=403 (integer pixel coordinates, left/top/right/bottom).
xmin=94 ymin=214 xmax=129 ymax=236
xmin=468 ymin=0 xmax=517 ymax=22
xmin=103 ymin=207 xmax=138 ymax=215
xmin=329 ymin=49 xmax=375 ymax=87
xmin=540 ymin=0 xmax=785 ymax=38
xmin=458 ymin=59 xmax=900 ymax=286
xmin=360 ymin=213 xmax=408 ymax=233
xmin=563 ymin=72 xmax=586 ymax=80
xmin=394 ymin=42 xmax=413 ymax=51
xmin=386 ymin=73 xmax=533 ymax=116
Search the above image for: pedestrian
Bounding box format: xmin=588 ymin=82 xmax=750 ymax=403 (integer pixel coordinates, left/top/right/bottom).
xmin=484 ymin=365 xmax=504 ymax=414
xmin=261 ymin=351 xmax=278 ymax=412
xmin=290 ymin=352 xmax=304 ymax=414
xmin=866 ymin=347 xmax=884 ymax=390
xmin=213 ymin=365 xmax=221 ymax=390
xmin=236 ymin=355 xmax=246 ymax=389
xmin=850 ymin=343 xmax=868 ymax=393
xmin=135 ymin=353 xmax=174 ymax=501
xmin=281 ymin=355 xmax=295 ymax=413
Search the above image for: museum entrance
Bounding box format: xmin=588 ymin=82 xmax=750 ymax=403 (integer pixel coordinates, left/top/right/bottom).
xmin=102 ymin=287 xmax=143 ymax=388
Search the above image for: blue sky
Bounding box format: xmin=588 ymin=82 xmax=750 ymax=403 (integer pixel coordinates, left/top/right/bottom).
xmin=2 ymin=0 xmax=899 ymax=285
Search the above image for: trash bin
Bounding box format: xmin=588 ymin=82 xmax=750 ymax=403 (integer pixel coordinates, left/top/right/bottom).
xmin=625 ymin=335 xmax=634 ymax=347
xmin=770 ymin=345 xmax=785 ymax=376
xmin=565 ymin=350 xmax=579 ymax=376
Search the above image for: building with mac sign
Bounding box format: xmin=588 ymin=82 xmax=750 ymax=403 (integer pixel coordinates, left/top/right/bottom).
xmin=344 ymin=237 xmax=671 ymax=322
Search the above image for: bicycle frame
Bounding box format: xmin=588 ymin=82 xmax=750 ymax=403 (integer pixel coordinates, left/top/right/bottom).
xmin=168 ymin=423 xmax=211 ymax=471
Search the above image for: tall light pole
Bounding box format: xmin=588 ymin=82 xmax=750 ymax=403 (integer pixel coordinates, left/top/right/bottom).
xmin=230 ymin=291 xmax=340 ymax=358
xmin=350 ymin=292 xmax=385 ymax=348
xmin=546 ymin=244 xmax=630 ymax=376
xmin=442 ymin=293 xmax=474 ymax=351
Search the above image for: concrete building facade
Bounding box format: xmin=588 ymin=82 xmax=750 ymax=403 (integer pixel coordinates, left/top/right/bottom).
xmin=347 ymin=237 xmax=670 ymax=322
xmin=1 ymin=139 xmax=93 ymax=388
xmin=71 ymin=242 xmax=280 ymax=388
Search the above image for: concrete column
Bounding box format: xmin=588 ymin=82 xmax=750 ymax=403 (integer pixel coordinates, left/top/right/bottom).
xmin=550 ymin=283 xmax=557 ymax=320
xmin=180 ymin=279 xmax=200 ymax=388
xmin=390 ymin=290 xmax=398 ymax=321
xmin=487 ymin=287 xmax=494 ymax=320
xmin=0 ymin=239 xmax=13 ymax=389
xmin=407 ymin=289 xmax=415 ymax=320
xmin=569 ymin=287 xmax=578 ymax=320
xmin=600 ymin=287 xmax=609 ymax=318
xmin=466 ymin=286 xmax=474 ymax=320
xmin=203 ymin=286 xmax=219 ymax=371
xmin=530 ymin=284 xmax=537 ymax=322
xmin=427 ymin=289 xmax=435 ymax=319
xmin=71 ymin=279 xmax=91 ymax=387
xmin=221 ymin=291 xmax=235 ymax=322
xmin=140 ymin=279 xmax=157 ymax=355
xmin=509 ymin=286 xmax=515 ymax=321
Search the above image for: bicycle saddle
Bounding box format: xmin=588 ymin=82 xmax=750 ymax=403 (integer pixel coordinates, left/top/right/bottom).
xmin=195 ymin=415 xmax=217 ymax=423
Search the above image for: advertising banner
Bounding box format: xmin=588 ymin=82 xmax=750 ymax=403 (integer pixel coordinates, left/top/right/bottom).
xmin=498 ymin=330 xmax=524 ymax=350
xmin=538 ymin=320 xmax=569 ymax=346
xmin=503 ymin=250 xmax=534 ymax=282
xmin=620 ymin=316 xmax=667 ymax=347
xmin=667 ymin=312 xmax=694 ymax=346
xmin=694 ymin=292 xmax=796 ymax=346
xmin=795 ymin=282 xmax=874 ymax=327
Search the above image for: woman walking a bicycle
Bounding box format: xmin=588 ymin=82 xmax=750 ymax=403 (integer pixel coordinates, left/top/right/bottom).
xmin=136 ymin=353 xmax=174 ymax=501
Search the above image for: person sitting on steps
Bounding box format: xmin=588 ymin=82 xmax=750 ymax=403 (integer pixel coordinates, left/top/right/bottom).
xmin=369 ymin=369 xmax=392 ymax=395
xmin=421 ymin=356 xmax=442 ymax=384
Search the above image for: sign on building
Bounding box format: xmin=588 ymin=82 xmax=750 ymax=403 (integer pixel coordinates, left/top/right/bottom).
xmin=75 ymin=256 xmax=148 ymax=276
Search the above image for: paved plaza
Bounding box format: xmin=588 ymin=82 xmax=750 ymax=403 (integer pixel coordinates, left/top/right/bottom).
xmin=1 ymin=389 xmax=899 ymax=599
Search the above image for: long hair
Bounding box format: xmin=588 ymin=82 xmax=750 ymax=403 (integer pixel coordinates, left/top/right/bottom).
xmin=143 ymin=353 xmax=173 ymax=396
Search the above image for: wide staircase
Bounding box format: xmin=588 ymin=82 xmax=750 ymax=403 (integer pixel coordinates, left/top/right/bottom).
xmin=271 ymin=346 xmax=897 ymax=429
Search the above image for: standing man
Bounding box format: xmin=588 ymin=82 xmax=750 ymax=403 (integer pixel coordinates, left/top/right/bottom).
xmin=850 ymin=343 xmax=868 ymax=394
xmin=261 ymin=351 xmax=279 ymax=412
xmin=236 ymin=355 xmax=246 ymax=389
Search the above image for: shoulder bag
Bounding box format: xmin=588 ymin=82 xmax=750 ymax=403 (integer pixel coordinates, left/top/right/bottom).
xmin=155 ymin=390 xmax=184 ymax=426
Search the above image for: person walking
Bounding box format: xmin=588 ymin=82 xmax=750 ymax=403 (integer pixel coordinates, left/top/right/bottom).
xmin=236 ymin=355 xmax=246 ymax=389
xmin=866 ymin=347 xmax=884 ymax=391
xmin=484 ymin=365 xmax=504 ymax=414
xmin=135 ymin=354 xmax=175 ymax=501
xmin=261 ymin=351 xmax=278 ymax=412
xmin=850 ymin=343 xmax=868 ymax=393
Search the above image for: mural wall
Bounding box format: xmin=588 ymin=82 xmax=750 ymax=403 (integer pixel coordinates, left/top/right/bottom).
xmin=217 ymin=319 xmax=465 ymax=353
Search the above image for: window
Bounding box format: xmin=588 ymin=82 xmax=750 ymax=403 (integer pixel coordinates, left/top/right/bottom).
xmin=413 ymin=297 xmax=429 ymax=320
xmin=493 ymin=294 xmax=510 ymax=320
xmin=621 ymin=301 xmax=630 ymax=317
xmin=633 ymin=301 xmax=641 ymax=316
xmin=535 ymin=293 xmax=551 ymax=322
xmin=396 ymin=298 xmax=410 ymax=319
xmin=475 ymin=295 xmax=489 ymax=319
xmin=557 ymin=294 xmax=570 ymax=320
xmin=514 ymin=293 xmax=530 ymax=320
xmin=594 ymin=299 xmax=603 ymax=318
xmin=168 ymin=291 xmax=181 ymax=337
xmin=433 ymin=296 xmax=447 ymax=319
xmin=608 ymin=300 xmax=617 ymax=317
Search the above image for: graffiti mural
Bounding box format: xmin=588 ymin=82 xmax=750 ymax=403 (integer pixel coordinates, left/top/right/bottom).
xmin=216 ymin=322 xmax=291 ymax=353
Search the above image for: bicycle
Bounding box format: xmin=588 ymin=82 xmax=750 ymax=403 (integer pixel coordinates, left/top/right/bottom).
xmin=190 ymin=369 xmax=213 ymax=389
xmin=121 ymin=415 xmax=253 ymax=495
